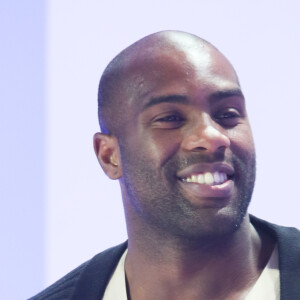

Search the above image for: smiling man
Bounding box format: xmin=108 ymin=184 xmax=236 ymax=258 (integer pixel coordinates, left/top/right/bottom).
xmin=30 ymin=31 xmax=300 ymax=300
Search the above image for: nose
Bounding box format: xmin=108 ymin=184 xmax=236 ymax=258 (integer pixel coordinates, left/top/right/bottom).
xmin=182 ymin=114 xmax=230 ymax=153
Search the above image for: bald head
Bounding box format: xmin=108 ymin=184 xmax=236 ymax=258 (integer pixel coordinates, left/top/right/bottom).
xmin=94 ymin=30 xmax=254 ymax=247
xmin=97 ymin=31 xmax=237 ymax=136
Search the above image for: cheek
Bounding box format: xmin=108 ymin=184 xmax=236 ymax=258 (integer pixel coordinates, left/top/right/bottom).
xmin=145 ymin=131 xmax=183 ymax=167
xmin=119 ymin=128 xmax=182 ymax=172
xmin=228 ymin=125 xmax=255 ymax=160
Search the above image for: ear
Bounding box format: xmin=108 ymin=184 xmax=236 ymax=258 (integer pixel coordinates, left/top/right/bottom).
xmin=93 ymin=132 xmax=122 ymax=179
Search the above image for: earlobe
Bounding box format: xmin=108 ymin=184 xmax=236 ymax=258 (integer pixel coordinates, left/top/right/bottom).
xmin=93 ymin=132 xmax=122 ymax=179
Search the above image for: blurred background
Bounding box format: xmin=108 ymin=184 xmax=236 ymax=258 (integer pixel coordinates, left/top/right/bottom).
xmin=1 ymin=1 xmax=299 ymax=299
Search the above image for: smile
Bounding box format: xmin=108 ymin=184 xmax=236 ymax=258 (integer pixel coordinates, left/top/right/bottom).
xmin=181 ymin=171 xmax=229 ymax=186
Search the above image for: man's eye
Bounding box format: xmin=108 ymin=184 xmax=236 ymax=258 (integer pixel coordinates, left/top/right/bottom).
xmin=215 ymin=109 xmax=242 ymax=127
xmin=218 ymin=111 xmax=240 ymax=119
xmin=152 ymin=113 xmax=185 ymax=129
xmin=156 ymin=115 xmax=183 ymax=122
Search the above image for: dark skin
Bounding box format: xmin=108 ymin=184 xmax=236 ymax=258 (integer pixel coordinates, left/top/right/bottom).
xmin=94 ymin=31 xmax=275 ymax=300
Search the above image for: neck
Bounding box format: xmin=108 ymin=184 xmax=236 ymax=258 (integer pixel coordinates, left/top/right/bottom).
xmin=125 ymin=215 xmax=274 ymax=300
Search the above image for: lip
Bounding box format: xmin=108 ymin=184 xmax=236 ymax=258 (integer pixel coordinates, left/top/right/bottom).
xmin=177 ymin=162 xmax=234 ymax=179
xmin=179 ymin=178 xmax=234 ymax=199
xmin=176 ymin=162 xmax=235 ymax=202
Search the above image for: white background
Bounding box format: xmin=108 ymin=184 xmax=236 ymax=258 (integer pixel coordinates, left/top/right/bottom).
xmin=1 ymin=1 xmax=300 ymax=299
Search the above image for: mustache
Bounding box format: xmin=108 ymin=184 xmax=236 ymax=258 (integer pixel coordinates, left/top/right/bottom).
xmin=165 ymin=151 xmax=232 ymax=173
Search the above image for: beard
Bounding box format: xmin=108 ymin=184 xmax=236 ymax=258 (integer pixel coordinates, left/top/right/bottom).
xmin=120 ymin=146 xmax=256 ymax=242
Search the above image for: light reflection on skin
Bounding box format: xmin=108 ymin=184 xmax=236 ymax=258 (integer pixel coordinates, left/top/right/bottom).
xmin=94 ymin=31 xmax=275 ymax=300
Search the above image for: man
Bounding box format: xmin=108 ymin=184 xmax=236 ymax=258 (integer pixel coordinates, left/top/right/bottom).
xmin=30 ymin=31 xmax=300 ymax=300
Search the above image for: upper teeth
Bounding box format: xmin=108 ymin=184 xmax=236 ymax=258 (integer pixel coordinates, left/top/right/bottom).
xmin=184 ymin=171 xmax=228 ymax=185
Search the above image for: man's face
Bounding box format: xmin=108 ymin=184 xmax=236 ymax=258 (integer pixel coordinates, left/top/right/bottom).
xmin=117 ymin=39 xmax=256 ymax=240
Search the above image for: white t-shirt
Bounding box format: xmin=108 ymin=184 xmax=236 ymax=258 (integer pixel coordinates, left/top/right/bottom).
xmin=103 ymin=246 xmax=280 ymax=300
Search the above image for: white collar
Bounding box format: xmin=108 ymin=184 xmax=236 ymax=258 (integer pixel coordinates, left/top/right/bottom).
xmin=103 ymin=245 xmax=279 ymax=300
xmin=102 ymin=249 xmax=128 ymax=300
xmin=245 ymin=244 xmax=280 ymax=299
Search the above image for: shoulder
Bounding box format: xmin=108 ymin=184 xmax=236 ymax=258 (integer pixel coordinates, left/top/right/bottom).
xmin=250 ymin=214 xmax=300 ymax=242
xmin=250 ymin=215 xmax=300 ymax=296
xmin=250 ymin=214 xmax=300 ymax=274
xmin=29 ymin=242 xmax=127 ymax=300
xmin=28 ymin=261 xmax=88 ymax=300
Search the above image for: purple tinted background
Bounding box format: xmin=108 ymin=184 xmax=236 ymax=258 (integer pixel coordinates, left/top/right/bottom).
xmin=0 ymin=1 xmax=45 ymax=299
xmin=1 ymin=1 xmax=299 ymax=299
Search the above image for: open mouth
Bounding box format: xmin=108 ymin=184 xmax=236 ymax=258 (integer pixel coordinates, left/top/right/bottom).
xmin=180 ymin=171 xmax=233 ymax=186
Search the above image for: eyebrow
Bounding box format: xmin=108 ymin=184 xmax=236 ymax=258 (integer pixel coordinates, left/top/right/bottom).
xmin=142 ymin=95 xmax=188 ymax=111
xmin=209 ymin=89 xmax=245 ymax=102
xmin=142 ymin=88 xmax=245 ymax=111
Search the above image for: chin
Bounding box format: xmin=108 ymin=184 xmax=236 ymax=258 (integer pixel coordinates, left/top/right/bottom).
xmin=162 ymin=204 xmax=249 ymax=242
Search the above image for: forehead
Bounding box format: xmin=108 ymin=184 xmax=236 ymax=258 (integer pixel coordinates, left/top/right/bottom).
xmin=120 ymin=38 xmax=240 ymax=107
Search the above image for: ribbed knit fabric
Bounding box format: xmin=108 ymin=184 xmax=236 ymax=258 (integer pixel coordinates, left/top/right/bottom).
xmin=29 ymin=216 xmax=300 ymax=300
xmin=29 ymin=243 xmax=128 ymax=300
xmin=29 ymin=261 xmax=89 ymax=300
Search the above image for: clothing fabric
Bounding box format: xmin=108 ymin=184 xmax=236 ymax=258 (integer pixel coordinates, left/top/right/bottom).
xmin=102 ymin=244 xmax=280 ymax=300
xmin=245 ymin=244 xmax=280 ymax=300
xmin=102 ymin=249 xmax=128 ymax=300
xmin=29 ymin=216 xmax=300 ymax=300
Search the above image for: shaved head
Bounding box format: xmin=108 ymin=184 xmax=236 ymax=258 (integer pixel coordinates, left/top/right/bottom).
xmin=97 ymin=31 xmax=226 ymax=136
xmin=95 ymin=29 xmax=254 ymax=242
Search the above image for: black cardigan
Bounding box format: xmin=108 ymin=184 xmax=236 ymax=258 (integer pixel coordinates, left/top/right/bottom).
xmin=29 ymin=215 xmax=300 ymax=300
